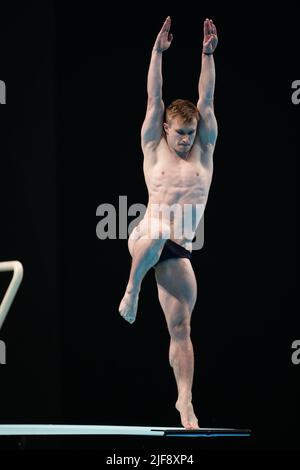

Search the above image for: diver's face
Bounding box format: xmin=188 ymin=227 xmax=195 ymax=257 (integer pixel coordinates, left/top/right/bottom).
xmin=164 ymin=117 xmax=198 ymax=156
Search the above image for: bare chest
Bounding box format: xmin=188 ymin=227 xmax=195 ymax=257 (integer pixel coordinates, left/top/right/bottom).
xmin=146 ymin=160 xmax=212 ymax=203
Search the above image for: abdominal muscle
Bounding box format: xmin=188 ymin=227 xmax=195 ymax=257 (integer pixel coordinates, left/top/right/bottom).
xmin=134 ymin=140 xmax=213 ymax=251
xmin=143 ymin=157 xmax=211 ymax=249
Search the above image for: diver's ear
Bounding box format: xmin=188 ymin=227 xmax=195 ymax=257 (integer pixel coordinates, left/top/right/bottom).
xmin=163 ymin=122 xmax=169 ymax=134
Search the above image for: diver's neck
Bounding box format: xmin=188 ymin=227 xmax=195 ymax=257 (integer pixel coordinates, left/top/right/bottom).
xmin=175 ymin=149 xmax=190 ymax=160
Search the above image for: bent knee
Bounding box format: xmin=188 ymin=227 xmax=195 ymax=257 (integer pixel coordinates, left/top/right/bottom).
xmin=137 ymin=218 xmax=171 ymax=241
xmin=128 ymin=226 xmax=138 ymax=257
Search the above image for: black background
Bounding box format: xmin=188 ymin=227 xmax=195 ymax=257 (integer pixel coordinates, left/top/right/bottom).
xmin=0 ymin=0 xmax=299 ymax=451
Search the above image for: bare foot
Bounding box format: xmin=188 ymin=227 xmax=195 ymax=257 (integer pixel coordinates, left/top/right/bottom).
xmin=118 ymin=291 xmax=139 ymax=324
xmin=175 ymin=399 xmax=199 ymax=430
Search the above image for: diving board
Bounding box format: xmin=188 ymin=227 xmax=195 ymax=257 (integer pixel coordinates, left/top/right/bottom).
xmin=0 ymin=425 xmax=251 ymax=437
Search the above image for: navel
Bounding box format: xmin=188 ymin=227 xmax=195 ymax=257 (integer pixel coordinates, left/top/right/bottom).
xmin=161 ymin=171 xmax=165 ymax=175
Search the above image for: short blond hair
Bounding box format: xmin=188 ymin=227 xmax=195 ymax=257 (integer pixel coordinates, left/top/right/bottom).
xmin=165 ymin=99 xmax=200 ymax=125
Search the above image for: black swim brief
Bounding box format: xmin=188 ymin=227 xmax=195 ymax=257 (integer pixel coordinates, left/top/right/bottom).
xmin=154 ymin=239 xmax=192 ymax=267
